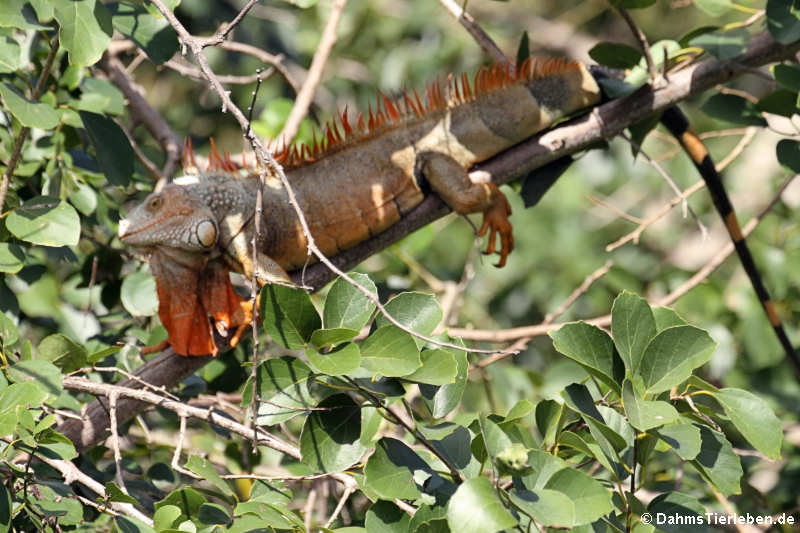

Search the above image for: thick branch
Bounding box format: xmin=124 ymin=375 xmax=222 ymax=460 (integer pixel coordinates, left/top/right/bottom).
xmin=294 ymin=31 xmax=800 ymax=290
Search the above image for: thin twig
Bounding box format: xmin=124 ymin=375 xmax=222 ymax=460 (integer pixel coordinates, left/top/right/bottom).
xmin=471 ymin=260 xmax=613 ymax=369
xmin=455 ymin=172 xmax=796 ymax=344
xmin=617 ymin=7 xmax=658 ymax=83
xmin=438 ymin=0 xmax=507 ymax=63
xmin=621 ymin=131 xmax=707 ymax=236
xmin=108 ymin=393 xmax=128 ymax=495
xmin=324 ymin=484 xmax=354 ymax=528
xmin=199 ymin=0 xmax=261 ymax=48
xmin=277 ymin=0 xmax=347 ymax=146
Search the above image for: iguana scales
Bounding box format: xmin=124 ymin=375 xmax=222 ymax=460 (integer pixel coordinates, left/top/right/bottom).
xmin=119 ymin=58 xmax=601 ymax=356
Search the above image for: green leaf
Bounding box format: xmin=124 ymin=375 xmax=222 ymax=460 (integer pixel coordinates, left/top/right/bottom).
xmin=7 ymin=197 xmax=80 ymax=247
xmin=323 ymin=273 xmax=376 ymax=331
xmin=6 ymin=359 xmax=63 ymax=398
xmin=777 ymin=139 xmax=800 ymax=172
xmin=79 ymin=111 xmax=134 ymax=186
xmin=54 ymin=0 xmax=113 ymax=66
xmin=509 ymin=488 xmax=574 ymax=528
xmin=360 ymin=326 xmax=421 ymax=377
xmin=375 ymin=292 xmax=442 ymax=348
xmin=689 ymin=27 xmax=748 ymax=59
xmin=638 ymin=326 xmax=716 ymax=395
xmin=550 ymin=321 xmax=623 ymax=392
xmin=108 ymin=2 xmax=179 ymax=63
xmin=310 ymin=327 xmax=359 ymax=349
xmin=420 ymin=339 xmax=468 ymax=418
xmin=656 ymin=422 xmax=701 ymax=460
xmin=300 ymin=394 xmax=367 ymax=473
xmin=622 ymin=380 xmax=679 ymax=431
xmin=589 ymin=42 xmax=642 ymax=69
xmin=535 ymin=400 xmax=564 ymax=447
xmin=479 ymin=415 xmax=512 ymax=463
xmin=120 ymin=270 xmax=158 ymax=317
xmin=306 ymin=342 xmax=361 ymax=376
xmin=0 ymin=0 xmax=50 ymax=29
xmin=185 ymin=456 xmax=233 ymax=497
xmin=363 ymin=438 xmax=423 ymax=500
xmin=155 ymin=487 xmax=204 ymax=520
xmin=0 ymin=243 xmax=24 ymax=274
xmin=773 ymin=63 xmax=800 ymax=91
xmin=516 ymin=31 xmax=530 ymax=68
xmin=712 ymin=388 xmax=783 ymax=459
xmin=0 ymin=83 xmax=59 ymax=129
xmin=700 ymin=94 xmax=767 ymax=126
xmin=247 ymin=356 xmax=313 ymax=425
xmin=153 ymin=504 xmax=182 ymax=530
xmin=611 ymin=291 xmax=657 ymax=373
xmin=543 ymin=468 xmax=614 ymax=526
xmin=37 ymin=334 xmax=87 ymax=373
xmin=767 ymin=0 xmax=800 ymax=44
xmin=0 ymin=36 xmax=21 ymax=74
xmin=261 ymin=284 xmax=321 ymax=349
xmin=647 ymin=492 xmax=710 ymax=533
xmin=365 ymin=501 xmax=411 ymax=533
xmin=105 ymin=482 xmax=139 ymax=504
xmin=690 ymin=426 xmax=742 ymax=496
xmin=78 ymin=78 xmax=125 ymax=115
xmin=0 ymin=311 xmax=19 ymax=349
xmin=446 ymin=477 xmax=516 ymax=533
xmin=652 ymin=306 xmax=687 ymax=331
xmin=113 ymin=517 xmax=156 ymax=533
xmin=756 ymin=89 xmax=798 ymax=117
xmin=198 ymin=503 xmax=231 ymax=526
xmin=404 ymin=348 xmax=458 ymax=385
xmin=520 ymin=156 xmax=574 ymax=207
xmin=693 ymin=0 xmax=732 ymax=16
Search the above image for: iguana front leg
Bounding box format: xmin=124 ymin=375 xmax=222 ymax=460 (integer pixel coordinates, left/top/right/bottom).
xmin=420 ymin=152 xmax=514 ymax=266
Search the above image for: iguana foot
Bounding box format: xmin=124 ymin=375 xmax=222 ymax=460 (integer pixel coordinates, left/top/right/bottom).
xmin=228 ymin=299 xmax=255 ymax=349
xmin=477 ymin=187 xmax=514 ymax=267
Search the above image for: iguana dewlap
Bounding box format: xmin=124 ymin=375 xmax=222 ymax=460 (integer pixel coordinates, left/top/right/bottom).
xmin=118 ymin=59 xmax=601 ymax=356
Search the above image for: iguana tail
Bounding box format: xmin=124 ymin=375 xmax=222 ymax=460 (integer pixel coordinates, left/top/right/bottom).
xmin=660 ymin=106 xmax=800 ymax=378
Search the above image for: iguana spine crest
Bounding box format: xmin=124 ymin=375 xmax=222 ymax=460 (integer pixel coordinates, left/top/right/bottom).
xmin=268 ymin=58 xmax=581 ymax=168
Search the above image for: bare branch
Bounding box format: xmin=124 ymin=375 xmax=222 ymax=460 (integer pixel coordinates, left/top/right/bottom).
xmin=438 ymin=0 xmax=507 ymax=63
xmin=98 ymin=55 xmax=183 ymax=183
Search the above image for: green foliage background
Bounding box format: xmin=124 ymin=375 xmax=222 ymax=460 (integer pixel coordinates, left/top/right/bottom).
xmin=0 ymin=0 xmax=799 ymax=532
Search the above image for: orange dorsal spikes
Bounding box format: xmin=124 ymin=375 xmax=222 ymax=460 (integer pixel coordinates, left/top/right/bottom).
xmin=341 ymin=106 xmax=353 ymax=136
xmin=210 ymin=58 xmax=583 ymax=172
xmin=382 ymin=93 xmax=400 ymax=121
xmin=183 ymin=138 xmax=199 ymax=174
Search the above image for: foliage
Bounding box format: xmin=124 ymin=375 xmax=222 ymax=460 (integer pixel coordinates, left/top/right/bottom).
xmin=1 ymin=0 xmax=800 ymax=532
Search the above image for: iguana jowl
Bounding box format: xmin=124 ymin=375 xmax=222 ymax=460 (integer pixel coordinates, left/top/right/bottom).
xmin=118 ymin=58 xmax=601 ymax=356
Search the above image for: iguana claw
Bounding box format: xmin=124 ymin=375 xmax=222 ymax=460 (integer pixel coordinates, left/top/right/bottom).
xmin=477 ymin=191 xmax=514 ymax=267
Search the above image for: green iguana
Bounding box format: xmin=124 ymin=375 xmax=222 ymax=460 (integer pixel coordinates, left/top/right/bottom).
xmin=118 ymin=58 xmax=798 ymax=373
xmin=119 ymin=58 xmax=601 ymax=356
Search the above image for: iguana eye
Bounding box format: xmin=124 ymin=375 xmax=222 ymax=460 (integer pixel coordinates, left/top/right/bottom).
xmin=195 ymin=219 xmax=217 ymax=248
xmin=147 ymin=196 xmax=163 ymax=211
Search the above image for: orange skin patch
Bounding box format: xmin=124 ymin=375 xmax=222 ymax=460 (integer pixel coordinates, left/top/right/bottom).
xmin=148 ymin=251 xmax=250 ymax=357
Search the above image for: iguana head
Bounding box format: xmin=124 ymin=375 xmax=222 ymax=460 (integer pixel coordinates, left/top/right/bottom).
xmin=118 ymin=184 xmax=219 ymax=256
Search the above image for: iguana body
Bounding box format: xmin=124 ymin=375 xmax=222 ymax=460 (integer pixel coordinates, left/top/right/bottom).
xmin=119 ymin=58 xmax=601 ymax=356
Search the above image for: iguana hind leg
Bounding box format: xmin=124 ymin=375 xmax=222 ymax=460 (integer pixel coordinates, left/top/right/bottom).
xmin=420 ymin=152 xmax=514 ymax=266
